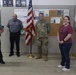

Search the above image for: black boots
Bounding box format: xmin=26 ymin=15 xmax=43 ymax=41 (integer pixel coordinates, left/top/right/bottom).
xmin=9 ymin=53 xmax=14 ymax=56
xmin=16 ymin=52 xmax=20 ymax=57
xmin=9 ymin=52 xmax=20 ymax=57
xmin=0 ymin=60 xmax=5 ymax=64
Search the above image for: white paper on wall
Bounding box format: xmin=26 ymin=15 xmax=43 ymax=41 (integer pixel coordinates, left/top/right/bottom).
xmin=14 ymin=9 xmax=28 ymax=28
xmin=50 ymin=17 xmax=61 ymax=24
xmin=64 ymin=9 xmax=69 ymax=17
xmin=44 ymin=10 xmax=49 ymax=17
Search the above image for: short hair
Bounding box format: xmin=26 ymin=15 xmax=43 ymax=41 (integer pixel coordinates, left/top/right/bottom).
xmin=39 ymin=13 xmax=44 ymax=16
xmin=13 ymin=14 xmax=17 ymax=17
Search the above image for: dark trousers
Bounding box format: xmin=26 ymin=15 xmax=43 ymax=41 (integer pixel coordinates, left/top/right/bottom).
xmin=0 ymin=50 xmax=3 ymax=61
xmin=10 ymin=31 xmax=20 ymax=54
xmin=0 ymin=39 xmax=3 ymax=61
xmin=59 ymin=43 xmax=72 ymax=69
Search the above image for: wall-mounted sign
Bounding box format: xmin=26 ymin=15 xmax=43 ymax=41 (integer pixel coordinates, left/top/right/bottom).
xmin=16 ymin=0 xmax=26 ymax=7
xmin=3 ymin=0 xmax=13 ymax=7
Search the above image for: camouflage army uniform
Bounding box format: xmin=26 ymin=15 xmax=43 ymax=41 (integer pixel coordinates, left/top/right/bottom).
xmin=36 ymin=19 xmax=51 ymax=60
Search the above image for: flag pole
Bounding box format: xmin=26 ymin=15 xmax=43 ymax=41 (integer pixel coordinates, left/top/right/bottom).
xmin=28 ymin=28 xmax=34 ymax=58
xmin=26 ymin=0 xmax=35 ymax=58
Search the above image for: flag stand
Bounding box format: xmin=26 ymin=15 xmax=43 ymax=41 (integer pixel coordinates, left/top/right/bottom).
xmin=28 ymin=28 xmax=34 ymax=58
xmin=70 ymin=54 xmax=76 ymax=58
xmin=28 ymin=41 xmax=34 ymax=58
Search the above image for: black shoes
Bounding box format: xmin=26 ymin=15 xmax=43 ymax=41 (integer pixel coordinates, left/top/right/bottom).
xmin=9 ymin=53 xmax=14 ymax=57
xmin=9 ymin=53 xmax=20 ymax=57
xmin=0 ymin=61 xmax=5 ymax=64
xmin=16 ymin=52 xmax=20 ymax=57
xmin=16 ymin=54 xmax=20 ymax=57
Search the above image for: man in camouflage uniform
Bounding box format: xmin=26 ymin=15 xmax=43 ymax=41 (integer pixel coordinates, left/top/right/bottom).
xmin=35 ymin=13 xmax=51 ymax=61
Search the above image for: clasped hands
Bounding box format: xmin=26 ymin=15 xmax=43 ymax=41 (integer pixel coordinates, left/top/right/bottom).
xmin=58 ymin=40 xmax=64 ymax=44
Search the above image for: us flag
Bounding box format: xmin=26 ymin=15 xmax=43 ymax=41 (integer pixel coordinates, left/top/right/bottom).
xmin=25 ymin=0 xmax=36 ymax=46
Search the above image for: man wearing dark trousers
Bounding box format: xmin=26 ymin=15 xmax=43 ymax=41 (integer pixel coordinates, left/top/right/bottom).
xmin=7 ymin=14 xmax=23 ymax=57
xmin=0 ymin=25 xmax=5 ymax=64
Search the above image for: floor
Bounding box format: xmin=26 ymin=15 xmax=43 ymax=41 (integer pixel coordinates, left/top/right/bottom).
xmin=0 ymin=53 xmax=76 ymax=75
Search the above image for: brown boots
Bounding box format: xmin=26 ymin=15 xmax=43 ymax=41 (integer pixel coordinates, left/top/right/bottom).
xmin=36 ymin=55 xmax=48 ymax=61
xmin=36 ymin=55 xmax=42 ymax=59
xmin=44 ymin=56 xmax=48 ymax=61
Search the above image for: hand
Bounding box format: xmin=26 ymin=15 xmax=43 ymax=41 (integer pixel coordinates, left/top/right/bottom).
xmin=63 ymin=23 xmax=66 ymax=25
xmin=0 ymin=30 xmax=4 ymax=34
xmin=60 ymin=41 xmax=64 ymax=44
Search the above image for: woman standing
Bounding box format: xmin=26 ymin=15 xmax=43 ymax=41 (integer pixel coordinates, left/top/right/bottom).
xmin=57 ymin=16 xmax=73 ymax=71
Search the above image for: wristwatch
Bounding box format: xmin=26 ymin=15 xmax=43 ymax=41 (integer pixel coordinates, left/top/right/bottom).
xmin=63 ymin=39 xmax=65 ymax=42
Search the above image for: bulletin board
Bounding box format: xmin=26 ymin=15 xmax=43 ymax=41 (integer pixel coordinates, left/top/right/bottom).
xmin=44 ymin=10 xmax=64 ymax=36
